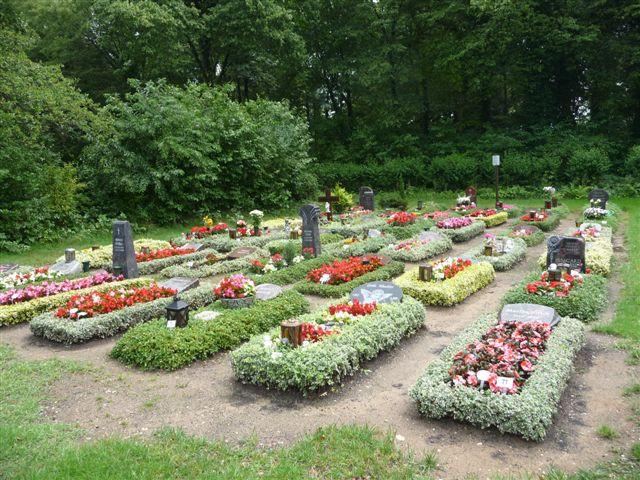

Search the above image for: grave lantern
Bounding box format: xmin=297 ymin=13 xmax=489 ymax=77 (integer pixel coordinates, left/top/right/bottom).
xmin=529 ymin=210 xmax=536 ymax=220
xmin=141 ymin=246 xmax=151 ymax=255
xmin=548 ymin=265 xmax=561 ymax=282
xmin=229 ymin=228 xmax=237 ymax=239
xmin=281 ymin=320 xmax=303 ymax=347
xmin=575 ymin=219 xmax=582 ymax=228
xmin=417 ymin=200 xmax=424 ymax=210
xmin=483 ymin=245 xmax=493 ymax=257
xmin=290 ymin=230 xmax=299 ymax=240
xmin=91 ymin=245 xmax=100 ymax=251
xmin=418 ymin=264 xmax=433 ymax=282
xmin=166 ymin=295 xmax=189 ymax=328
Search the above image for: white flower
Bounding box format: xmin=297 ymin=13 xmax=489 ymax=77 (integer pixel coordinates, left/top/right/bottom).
xmin=77 ymin=312 xmax=87 ymax=318
xmin=319 ymin=273 xmax=331 ymax=284
xmin=263 ymin=263 xmax=277 ymax=273
xmin=271 ymin=351 xmax=283 ymax=360
xmin=70 ymin=308 xmax=78 ymax=315
xmin=302 ymin=340 xmax=310 ymax=348
xmin=249 ymin=210 xmax=264 ymax=218
xmin=292 ymin=255 xmax=304 ymax=264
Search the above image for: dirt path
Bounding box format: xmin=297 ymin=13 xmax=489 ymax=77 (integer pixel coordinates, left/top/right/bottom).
xmin=1 ymin=217 xmax=638 ymax=479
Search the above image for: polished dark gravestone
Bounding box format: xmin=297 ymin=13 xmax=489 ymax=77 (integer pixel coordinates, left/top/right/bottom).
xmin=299 ymin=204 xmax=322 ymax=256
xmin=588 ymin=189 xmax=610 ymax=209
xmin=546 ymin=235 xmax=586 ymax=273
xmin=359 ymin=186 xmax=375 ymax=211
xmin=159 ymin=277 xmax=200 ymax=293
xmin=500 ymin=303 xmax=560 ymax=327
xmin=350 ymin=281 xmax=403 ymax=304
xmin=112 ymin=220 xmax=139 ymax=278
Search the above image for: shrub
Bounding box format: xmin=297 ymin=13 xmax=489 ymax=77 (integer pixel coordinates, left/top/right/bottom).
xmin=381 ymin=218 xmax=434 ymax=240
xmin=159 ymin=248 xmax=268 ymax=279
xmin=463 ymin=238 xmax=527 ymax=272
xmin=110 ymin=290 xmax=310 ymax=371
xmin=331 ymin=184 xmax=353 ymax=214
xmin=246 ymin=255 xmax=335 ymax=286
xmin=431 ymin=220 xmax=486 ymax=243
xmin=264 ymin=234 xmax=343 ymax=255
xmin=324 ymin=217 xmax=387 ymax=238
xmin=500 ymin=226 xmax=545 ymax=247
xmin=395 ymin=262 xmax=495 ymax=306
xmin=294 ymin=261 xmax=405 ymax=297
xmin=565 ymin=148 xmax=611 ymax=185
xmin=323 ymin=236 xmax=394 ymax=258
xmin=516 ymin=213 xmax=560 ymax=232
xmin=231 ymin=297 xmax=426 ymax=393
xmin=410 ymin=313 xmax=585 ymax=441
xmin=173 ymin=231 xmax=288 ymax=251
xmin=377 ymin=235 xmax=453 ymax=262
xmin=428 ymin=154 xmax=477 ymax=190
xmin=624 ymin=145 xmax=640 ymax=175
xmin=476 ymin=212 xmax=508 ymax=228
xmin=138 ymin=249 xmax=216 ymax=275
xmin=501 ymin=272 xmax=607 ymax=323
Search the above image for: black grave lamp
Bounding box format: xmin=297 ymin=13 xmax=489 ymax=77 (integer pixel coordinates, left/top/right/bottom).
xmin=166 ymin=295 xmax=189 ymax=328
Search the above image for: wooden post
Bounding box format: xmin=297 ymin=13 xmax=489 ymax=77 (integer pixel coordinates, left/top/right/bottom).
xmin=418 ymin=264 xmax=433 ymax=281
xmin=318 ymin=188 xmax=340 ymax=222
xmin=281 ymin=321 xmax=303 ymax=347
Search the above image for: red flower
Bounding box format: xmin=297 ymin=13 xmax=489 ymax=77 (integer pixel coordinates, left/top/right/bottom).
xmin=307 ymin=256 xmax=382 ymax=285
xmin=386 ymin=211 xmax=417 ymax=226
xmin=135 ymin=247 xmax=195 ymax=263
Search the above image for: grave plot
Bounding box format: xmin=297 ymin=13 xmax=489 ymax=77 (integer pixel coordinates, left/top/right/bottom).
xmin=110 ymin=288 xmax=310 ymax=371
xmin=395 ymin=258 xmax=495 ymax=306
xmin=245 ymin=253 xmax=339 ymax=286
xmin=501 ymin=203 xmax=523 ymax=218
xmin=54 ymin=239 xmax=170 ymax=270
xmin=376 ymin=232 xmax=453 ymax=262
xmin=517 ymin=210 xmax=560 ymax=231
xmin=29 ymin=282 xmax=216 ymax=344
xmin=0 ymin=266 xmax=65 ymax=291
xmin=294 ymin=256 xmax=405 ymax=297
xmin=536 ymin=226 xmax=613 ymax=276
xmin=430 ymin=218 xmax=486 ymax=243
xmin=0 ymin=273 xmax=140 ymax=326
xmin=463 ymin=237 xmax=527 ymax=272
xmin=323 ymin=216 xmax=388 ymax=238
xmin=410 ymin=307 xmax=585 ymax=441
xmin=322 ymin=235 xmax=393 ymax=258
xmin=263 ymin=233 xmax=343 ymax=255
xmin=159 ymin=247 xmax=268 ymax=279
xmin=136 ymin=247 xmax=216 ymax=275
xmin=379 ymin=212 xmax=434 ymax=240
xmin=422 ymin=210 xmax=457 ymax=220
xmin=231 ymin=290 xmax=426 ymax=393
xmin=502 ymin=224 xmax=545 ymax=247
xmin=467 ymin=209 xmax=508 ymax=227
xmin=173 ymin=229 xmax=289 ymax=252
xmin=581 ymin=198 xmax=620 ymax=231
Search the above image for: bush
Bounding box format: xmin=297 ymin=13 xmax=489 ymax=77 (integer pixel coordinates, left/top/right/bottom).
xmin=624 ymin=145 xmax=640 ymax=176
xmin=501 ymin=272 xmax=607 ymax=323
xmin=378 ymin=192 xmax=409 ymax=210
xmin=231 ymin=297 xmax=426 ymax=393
xmin=380 ymin=219 xmax=433 ymax=240
xmin=463 ymin=238 xmax=527 ymax=272
xmin=395 ymin=263 xmax=495 ymax=306
xmin=110 ymin=290 xmax=310 ymax=370
xmin=428 ymin=154 xmax=477 ymax=191
xmin=56 ymin=239 xmax=171 ymax=270
xmin=323 ymin=236 xmax=394 ymax=258
xmin=410 ymin=313 xmax=585 ymax=441
xmin=500 ymin=226 xmax=545 ymax=247
xmin=173 ymin=231 xmax=288 ymax=251
xmin=330 ymin=184 xmax=353 ymax=213
xmin=264 ymin=234 xmax=343 ymax=255
xmin=565 ymin=148 xmax=611 ymax=185
xmin=516 ymin=214 xmax=560 ymax=232
xmin=477 ymin=212 xmax=508 ymax=228
xmin=137 ymin=249 xmax=216 ymax=275
xmin=246 ymin=255 xmax=335 ymax=286
xmin=325 ymin=218 xmax=387 ymax=238
xmin=294 ymin=261 xmax=405 ymax=297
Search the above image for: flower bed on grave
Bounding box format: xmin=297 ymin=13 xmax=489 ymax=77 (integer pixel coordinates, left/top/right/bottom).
xmin=0 ymin=277 xmax=145 ymax=327
xmin=294 ymin=256 xmax=405 ymax=297
xmin=172 ymin=231 xmax=288 ymax=252
xmin=338 ymin=206 xmax=374 ymax=221
xmin=381 ymin=214 xmax=434 ymax=240
xmin=30 ymin=282 xmax=215 ymax=344
xmin=323 ymin=217 xmax=387 ymax=238
xmin=55 ymin=239 xmax=171 ymax=270
xmin=463 ymin=237 xmax=527 ymax=272
xmin=469 ymin=210 xmax=508 ymax=228
xmin=431 ymin=218 xmax=486 ymax=243
xmin=322 ymin=235 xmax=393 ymax=258
xmin=187 ymin=223 xmax=229 ymax=239
xmin=423 ymin=210 xmax=454 ymax=220
xmin=502 ymin=225 xmax=545 ymax=247
xmin=501 ymin=271 xmax=607 ymax=323
xmin=410 ymin=313 xmax=585 ymax=441
xmin=550 ymin=203 xmax=570 ymax=219
xmin=231 ymin=296 xmax=426 ymax=393
xmin=263 ymin=234 xmax=343 ymax=256
xmin=502 ymin=204 xmax=523 ymax=218
xmin=395 ymin=258 xmax=495 ymax=306
xmin=536 ymin=225 xmax=614 ymax=276
xmin=377 ymin=235 xmax=453 ymax=263
xmin=0 ymin=266 xmax=64 ymax=291
xmin=517 ymin=211 xmax=560 ymax=232
xmin=159 ymin=248 xmax=268 ymax=279
xmin=110 ymin=290 xmax=310 ymax=371
xmin=137 ymin=249 xmax=217 ymax=275
xmin=581 ymin=202 xmax=620 ymax=231
xmin=135 ymin=247 xmax=195 ymax=263
xmin=245 ymin=254 xmax=335 ymax=286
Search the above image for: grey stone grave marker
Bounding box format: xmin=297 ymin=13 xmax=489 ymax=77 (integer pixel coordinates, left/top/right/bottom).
xmin=255 ymin=283 xmax=284 ymax=300
xmin=227 ymin=246 xmax=257 ymax=260
xmin=299 ymin=204 xmax=322 ymax=256
xmin=50 ymin=248 xmax=82 ymax=276
xmin=0 ymin=264 xmax=19 ymax=274
xmin=182 ymin=242 xmax=205 ymax=252
xmin=159 ymin=277 xmax=200 ymax=293
xmin=500 ymin=303 xmax=560 ymax=327
xmin=112 ymin=220 xmax=139 ymax=278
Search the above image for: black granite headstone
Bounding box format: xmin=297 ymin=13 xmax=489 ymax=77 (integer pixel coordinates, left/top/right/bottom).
xmin=299 ymin=204 xmax=322 ymax=256
xmin=500 ymin=303 xmax=560 ymax=327
xmin=588 ymin=189 xmax=609 ymax=209
xmin=350 ymin=281 xmax=403 ymax=304
xmin=359 ymin=186 xmax=375 ymax=211
xmin=112 ymin=220 xmax=139 ymax=278
xmin=546 ymin=235 xmax=586 ymax=273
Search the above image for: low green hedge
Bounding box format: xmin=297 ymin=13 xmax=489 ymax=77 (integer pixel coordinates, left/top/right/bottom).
xmin=395 ymin=262 xmax=495 ymax=306
xmin=246 ymin=255 xmax=335 ymax=286
xmin=110 ymin=290 xmax=310 ymax=371
xmin=173 ymin=232 xmax=288 ymax=252
xmin=504 ymin=205 xmax=523 ymax=219
xmin=231 ymin=296 xmax=426 ymax=393
xmin=137 ymin=249 xmax=217 ymax=275
xmin=263 ymin=234 xmax=343 ymax=255
xmin=463 ymin=238 xmax=527 ymax=272
xmin=30 ymin=284 xmax=216 ymax=344
xmin=410 ymin=313 xmax=585 ymax=441
xmin=380 ymin=219 xmax=434 ymax=240
xmin=322 ymin=217 xmax=387 ymax=238
xmin=431 ymin=220 xmax=486 ymax=243
xmin=294 ymin=261 xmax=405 ymax=298
xmin=500 ymin=225 xmax=545 ymax=247
xmin=501 ymin=271 xmax=607 ymax=323
xmin=322 ymin=236 xmax=394 ymax=259
xmin=0 ymin=278 xmax=149 ymax=327
xmin=159 ymin=248 xmax=268 ymax=279
xmin=377 ymin=235 xmax=453 ymax=262
xmin=476 ymin=212 xmax=508 ymax=228
xmin=517 ymin=214 xmax=560 ymax=232
xmin=550 ymin=203 xmax=570 ymax=219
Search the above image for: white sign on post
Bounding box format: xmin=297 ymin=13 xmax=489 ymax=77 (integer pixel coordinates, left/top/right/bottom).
xmin=492 ymin=154 xmax=501 ymax=166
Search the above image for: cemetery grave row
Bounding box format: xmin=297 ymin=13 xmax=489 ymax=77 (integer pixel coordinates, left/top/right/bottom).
xmin=0 ymin=187 xmax=617 ymax=442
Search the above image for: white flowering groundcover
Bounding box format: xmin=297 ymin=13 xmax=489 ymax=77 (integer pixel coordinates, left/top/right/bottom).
xmin=463 ymin=238 xmax=527 ymax=272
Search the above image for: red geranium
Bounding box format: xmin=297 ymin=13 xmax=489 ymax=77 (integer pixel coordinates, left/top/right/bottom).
xmin=187 ymin=223 xmax=228 ymax=239
xmin=520 ymin=212 xmax=549 ymax=222
xmin=424 ymin=210 xmax=451 ymax=220
xmin=387 ymin=211 xmax=417 ymax=226
xmin=307 ymin=256 xmax=382 ymax=285
xmin=328 ymin=298 xmax=377 ymax=317
xmin=525 ymin=271 xmax=582 ymax=297
xmin=301 ymin=323 xmax=335 ymax=342
xmin=135 ymin=247 xmax=195 ymax=263
xmin=469 ymin=209 xmax=497 ymax=217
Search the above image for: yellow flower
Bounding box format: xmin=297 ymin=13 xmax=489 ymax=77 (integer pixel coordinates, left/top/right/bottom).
xmin=203 ymin=215 xmax=214 ymax=227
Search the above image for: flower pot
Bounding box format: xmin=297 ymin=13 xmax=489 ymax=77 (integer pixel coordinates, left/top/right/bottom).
xmin=418 ymin=264 xmax=433 ymax=282
xmin=253 ymin=227 xmax=260 ymax=236
xmin=552 ymin=198 xmax=558 ymax=207
xmin=575 ymin=219 xmax=582 ymax=227
xmin=290 ymin=231 xmax=299 ymax=240
xmin=229 ymin=229 xmax=237 ymax=239
xmin=417 ymin=201 xmax=424 ymax=210
xmin=82 ymin=261 xmax=91 ymax=273
xmin=483 ymin=246 xmax=493 ymax=257
xmin=544 ymin=201 xmax=552 ymax=209
xmin=220 ymin=296 xmax=254 ymax=309
xmin=529 ymin=210 xmax=536 ymax=219
xmin=91 ymin=245 xmax=100 ymax=251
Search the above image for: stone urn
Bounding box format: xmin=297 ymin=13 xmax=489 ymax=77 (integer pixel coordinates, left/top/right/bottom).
xmin=220 ymin=296 xmax=255 ymax=309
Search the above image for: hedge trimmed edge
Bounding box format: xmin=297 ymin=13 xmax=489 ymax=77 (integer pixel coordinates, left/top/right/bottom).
xmin=431 ymin=220 xmax=486 ymax=243
xmin=463 ymin=238 xmax=527 ymax=272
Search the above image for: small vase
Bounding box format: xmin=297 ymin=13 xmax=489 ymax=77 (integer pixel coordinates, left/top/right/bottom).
xmin=483 ymin=246 xmax=493 ymax=257
xmin=82 ymin=261 xmax=91 ymax=273
xmin=220 ymin=296 xmax=255 ymax=309
xmin=544 ymin=201 xmax=552 ymax=209
xmin=552 ymin=198 xmax=558 ymax=207
xmin=529 ymin=211 xmax=536 ymax=219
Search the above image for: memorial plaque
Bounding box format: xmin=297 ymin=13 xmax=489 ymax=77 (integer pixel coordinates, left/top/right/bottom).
xmin=227 ymin=246 xmax=257 ymax=260
xmin=112 ymin=220 xmax=139 ymax=278
xmin=546 ymin=235 xmax=586 ymax=273
xmin=588 ymin=189 xmax=609 ymax=209
xmin=299 ymin=204 xmax=322 ymax=256
xmin=500 ymin=303 xmax=560 ymax=327
xmin=465 ymin=186 xmax=477 ymax=204
xmin=0 ymin=263 xmax=19 ymax=274
xmin=350 ymin=281 xmax=403 ymax=304
xmin=50 ymin=248 xmax=82 ymax=275
xmin=359 ymin=186 xmax=375 ymax=211
xmin=419 ymin=231 xmax=445 ymax=242
xmin=159 ymin=277 xmax=200 ymax=293
xmin=512 ymin=224 xmax=540 ymax=235
xmin=367 ymin=228 xmax=382 ymax=238
xmin=255 ymin=283 xmax=284 ymax=300
xmin=195 ymin=310 xmax=222 ymax=321
xmin=182 ymin=242 xmax=205 ymax=252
